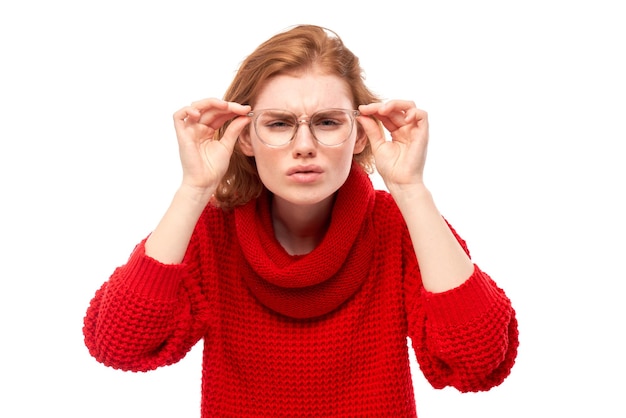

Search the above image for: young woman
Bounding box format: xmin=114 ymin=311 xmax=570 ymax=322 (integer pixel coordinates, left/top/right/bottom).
xmin=83 ymin=25 xmax=518 ymax=417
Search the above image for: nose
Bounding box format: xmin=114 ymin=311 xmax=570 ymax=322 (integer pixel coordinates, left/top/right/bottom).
xmin=291 ymin=122 xmax=317 ymax=157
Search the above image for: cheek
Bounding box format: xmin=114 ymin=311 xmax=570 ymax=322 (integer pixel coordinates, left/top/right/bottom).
xmin=250 ymin=142 xmax=273 ymax=161
xmin=251 ymin=147 xmax=280 ymax=179
xmin=328 ymin=146 xmax=358 ymax=177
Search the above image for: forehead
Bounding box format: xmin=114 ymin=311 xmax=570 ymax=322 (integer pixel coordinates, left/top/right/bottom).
xmin=254 ymin=72 xmax=353 ymax=111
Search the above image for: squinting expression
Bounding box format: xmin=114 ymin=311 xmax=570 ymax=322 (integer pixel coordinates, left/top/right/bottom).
xmin=239 ymin=72 xmax=366 ymax=209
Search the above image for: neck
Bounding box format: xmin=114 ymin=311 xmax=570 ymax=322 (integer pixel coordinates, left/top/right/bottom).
xmin=271 ymin=194 xmax=335 ymax=255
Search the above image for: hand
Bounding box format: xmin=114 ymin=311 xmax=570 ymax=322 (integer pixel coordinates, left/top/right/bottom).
xmin=173 ymin=98 xmax=251 ymax=191
xmin=357 ymin=101 xmax=428 ymax=190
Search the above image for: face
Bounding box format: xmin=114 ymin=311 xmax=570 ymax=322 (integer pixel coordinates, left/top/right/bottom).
xmin=239 ymin=71 xmax=367 ymax=209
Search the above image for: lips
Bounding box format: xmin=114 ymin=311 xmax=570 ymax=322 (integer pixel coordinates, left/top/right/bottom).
xmin=287 ymin=165 xmax=323 ymax=176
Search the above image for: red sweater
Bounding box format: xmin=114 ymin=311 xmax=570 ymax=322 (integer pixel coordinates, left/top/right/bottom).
xmin=83 ymin=166 xmax=518 ymax=417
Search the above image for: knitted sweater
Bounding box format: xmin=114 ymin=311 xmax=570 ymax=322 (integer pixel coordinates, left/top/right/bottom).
xmin=83 ymin=166 xmax=518 ymax=417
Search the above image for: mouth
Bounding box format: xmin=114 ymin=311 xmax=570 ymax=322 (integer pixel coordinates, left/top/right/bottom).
xmin=287 ymin=165 xmax=323 ymax=176
xmin=286 ymin=165 xmax=324 ymax=183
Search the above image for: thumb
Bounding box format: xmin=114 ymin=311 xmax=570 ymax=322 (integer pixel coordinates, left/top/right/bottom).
xmin=220 ymin=115 xmax=251 ymax=152
xmin=357 ymin=115 xmax=386 ymax=150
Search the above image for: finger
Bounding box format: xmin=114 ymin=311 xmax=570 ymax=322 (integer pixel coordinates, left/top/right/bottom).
xmin=359 ymin=102 xmax=403 ymax=132
xmin=173 ymin=106 xmax=201 ymax=130
xmin=356 ymin=114 xmax=386 ymax=151
xmin=380 ymin=100 xmax=416 ymax=113
xmin=219 ymin=114 xmax=252 ymax=152
xmin=191 ymin=98 xmax=250 ymax=117
xmin=357 ymin=102 xmax=384 ymax=116
xmin=359 ymin=109 xmax=399 ymax=134
xmin=402 ymin=106 xmax=427 ymax=123
xmin=379 ymin=100 xmax=419 ymax=128
xmin=225 ymin=101 xmax=252 ymax=115
xmin=190 ymin=98 xmax=229 ymax=112
xmin=362 ymin=100 xmax=416 ymax=116
xmin=197 ymin=103 xmax=251 ymax=129
xmin=361 ymin=101 xmax=426 ymax=133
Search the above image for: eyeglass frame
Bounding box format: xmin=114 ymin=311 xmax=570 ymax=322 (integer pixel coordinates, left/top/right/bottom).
xmin=246 ymin=108 xmax=361 ymax=147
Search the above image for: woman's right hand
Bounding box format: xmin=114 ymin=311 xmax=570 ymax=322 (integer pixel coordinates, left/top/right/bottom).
xmin=173 ymin=98 xmax=251 ymax=193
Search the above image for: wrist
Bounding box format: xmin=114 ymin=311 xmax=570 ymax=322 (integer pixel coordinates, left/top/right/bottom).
xmin=387 ymin=181 xmax=431 ymax=202
xmin=177 ymin=182 xmax=216 ymax=207
xmin=388 ymin=183 xmax=439 ymax=220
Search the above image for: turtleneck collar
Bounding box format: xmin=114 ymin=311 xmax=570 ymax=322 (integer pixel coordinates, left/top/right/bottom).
xmin=234 ymin=164 xmax=376 ymax=319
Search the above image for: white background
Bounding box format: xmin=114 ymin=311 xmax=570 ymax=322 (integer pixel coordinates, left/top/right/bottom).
xmin=1 ymin=1 xmax=624 ymax=417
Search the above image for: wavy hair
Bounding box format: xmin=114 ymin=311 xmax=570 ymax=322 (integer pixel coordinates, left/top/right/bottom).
xmin=213 ymin=25 xmax=380 ymax=209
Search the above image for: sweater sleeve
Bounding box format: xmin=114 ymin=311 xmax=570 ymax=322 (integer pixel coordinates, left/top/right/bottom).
xmin=405 ymin=224 xmax=519 ymax=393
xmin=83 ymin=238 xmax=211 ymax=372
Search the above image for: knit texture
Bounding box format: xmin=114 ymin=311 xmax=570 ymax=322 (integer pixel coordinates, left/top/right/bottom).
xmin=235 ymin=165 xmax=376 ymax=318
xmin=83 ymin=166 xmax=518 ymax=417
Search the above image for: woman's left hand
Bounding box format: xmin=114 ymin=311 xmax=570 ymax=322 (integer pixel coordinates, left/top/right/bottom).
xmin=357 ymin=100 xmax=428 ymax=190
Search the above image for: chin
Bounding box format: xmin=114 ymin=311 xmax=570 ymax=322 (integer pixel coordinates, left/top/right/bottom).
xmin=273 ymin=187 xmax=337 ymax=208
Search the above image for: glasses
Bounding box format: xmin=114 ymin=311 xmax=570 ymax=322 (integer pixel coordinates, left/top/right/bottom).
xmin=246 ymin=108 xmax=360 ymax=147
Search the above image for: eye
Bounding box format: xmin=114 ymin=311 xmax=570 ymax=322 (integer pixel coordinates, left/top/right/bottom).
xmin=312 ymin=111 xmax=348 ymax=130
xmin=266 ymin=119 xmax=295 ymax=129
xmin=257 ymin=111 xmax=297 ymax=131
xmin=317 ymin=118 xmax=341 ymax=127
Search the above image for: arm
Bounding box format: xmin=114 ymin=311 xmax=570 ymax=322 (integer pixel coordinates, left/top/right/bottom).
xmin=359 ymin=101 xmax=518 ymax=390
xmin=410 ymin=271 xmax=519 ymax=392
xmin=390 ymin=184 xmax=474 ymax=292
xmin=84 ymin=99 xmax=251 ymax=369
xmin=358 ymin=101 xmax=472 ymax=292
xmin=83 ymin=240 xmax=204 ymax=371
xmin=401 ymin=225 xmax=519 ymax=392
xmin=146 ymin=98 xmax=251 ymax=263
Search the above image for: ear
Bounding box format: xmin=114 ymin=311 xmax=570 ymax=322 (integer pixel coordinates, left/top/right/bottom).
xmin=238 ymin=128 xmax=255 ymax=156
xmin=353 ymin=124 xmax=368 ymax=155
